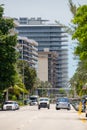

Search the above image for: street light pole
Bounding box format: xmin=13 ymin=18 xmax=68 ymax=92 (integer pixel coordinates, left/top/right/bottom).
xmin=21 ymin=40 xmax=24 ymax=104
xmin=6 ymin=89 xmax=8 ymax=101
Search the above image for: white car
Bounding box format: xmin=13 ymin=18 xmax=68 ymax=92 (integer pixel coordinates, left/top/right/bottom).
xmin=38 ymin=97 xmax=50 ymax=109
xmin=3 ymin=101 xmax=19 ymax=110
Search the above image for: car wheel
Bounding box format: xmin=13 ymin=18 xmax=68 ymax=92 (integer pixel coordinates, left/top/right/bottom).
xmin=86 ymin=113 xmax=87 ymax=117
xmin=48 ymin=105 xmax=50 ymax=109
xmin=67 ymin=108 xmax=70 ymax=110
xmin=56 ymin=108 xmax=59 ymax=110
xmin=12 ymin=108 xmax=15 ymax=111
xmin=38 ymin=105 xmax=40 ymax=109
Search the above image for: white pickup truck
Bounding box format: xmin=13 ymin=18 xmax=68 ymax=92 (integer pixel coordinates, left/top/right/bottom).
xmin=38 ymin=97 xmax=50 ymax=109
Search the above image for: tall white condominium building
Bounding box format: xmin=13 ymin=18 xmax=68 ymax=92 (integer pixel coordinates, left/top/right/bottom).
xmin=18 ymin=36 xmax=38 ymax=71
xmin=16 ymin=17 xmax=68 ymax=88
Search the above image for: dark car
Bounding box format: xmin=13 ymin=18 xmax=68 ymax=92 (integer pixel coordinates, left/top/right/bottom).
xmin=24 ymin=99 xmax=31 ymax=105
xmin=56 ymin=97 xmax=71 ymax=110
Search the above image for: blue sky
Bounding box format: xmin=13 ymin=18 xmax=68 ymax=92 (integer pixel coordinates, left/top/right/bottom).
xmin=0 ymin=0 xmax=87 ymax=79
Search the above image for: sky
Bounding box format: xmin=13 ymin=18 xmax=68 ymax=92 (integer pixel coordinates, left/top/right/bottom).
xmin=0 ymin=0 xmax=87 ymax=79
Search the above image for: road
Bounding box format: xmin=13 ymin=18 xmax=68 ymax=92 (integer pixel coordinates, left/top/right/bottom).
xmin=0 ymin=104 xmax=87 ymax=130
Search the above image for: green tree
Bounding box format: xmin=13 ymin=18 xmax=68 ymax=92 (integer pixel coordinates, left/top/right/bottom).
xmin=68 ymin=0 xmax=77 ymax=17
xmin=66 ymin=2 xmax=87 ymax=97
xmin=0 ymin=5 xmax=19 ymax=91
xmin=37 ymin=81 xmax=52 ymax=97
xmin=59 ymin=88 xmax=66 ymax=95
xmin=69 ymin=5 xmax=87 ymax=96
xmin=72 ymin=5 xmax=87 ymax=61
xmin=25 ymin=65 xmax=37 ymax=92
xmin=17 ymin=60 xmax=37 ymax=92
xmin=33 ymin=78 xmax=41 ymax=89
xmin=69 ymin=61 xmax=87 ymax=96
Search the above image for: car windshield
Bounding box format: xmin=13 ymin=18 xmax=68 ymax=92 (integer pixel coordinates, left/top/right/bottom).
xmin=32 ymin=100 xmax=37 ymax=102
xmin=4 ymin=101 xmax=15 ymax=104
xmin=57 ymin=98 xmax=69 ymax=102
xmin=39 ymin=98 xmax=48 ymax=101
xmin=30 ymin=98 xmax=37 ymax=101
xmin=29 ymin=96 xmax=38 ymax=102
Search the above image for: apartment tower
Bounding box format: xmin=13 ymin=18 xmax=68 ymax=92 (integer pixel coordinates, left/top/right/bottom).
xmin=16 ymin=17 xmax=68 ymax=88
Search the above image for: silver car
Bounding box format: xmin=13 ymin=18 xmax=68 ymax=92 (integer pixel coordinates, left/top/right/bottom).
xmin=56 ymin=97 xmax=71 ymax=110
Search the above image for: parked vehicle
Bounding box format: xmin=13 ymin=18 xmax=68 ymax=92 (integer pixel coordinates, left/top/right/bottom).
xmin=3 ymin=101 xmax=19 ymax=110
xmin=56 ymin=97 xmax=71 ymax=110
xmin=85 ymin=107 xmax=87 ymax=117
xmin=82 ymin=96 xmax=87 ymax=117
xmin=38 ymin=97 xmax=50 ymax=109
xmin=29 ymin=95 xmax=39 ymax=106
xmin=73 ymin=101 xmax=85 ymax=112
xmin=70 ymin=97 xmax=87 ymax=112
xmin=24 ymin=99 xmax=31 ymax=105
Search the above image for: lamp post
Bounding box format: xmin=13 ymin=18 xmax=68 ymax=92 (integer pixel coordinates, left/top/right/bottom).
xmin=19 ymin=40 xmax=25 ymax=104
xmin=6 ymin=89 xmax=8 ymax=101
xmin=21 ymin=40 xmax=25 ymax=104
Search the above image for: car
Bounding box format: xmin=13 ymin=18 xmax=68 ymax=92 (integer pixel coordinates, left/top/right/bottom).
xmin=56 ymin=97 xmax=71 ymax=110
xmin=85 ymin=103 xmax=87 ymax=117
xmin=71 ymin=98 xmax=86 ymax=112
xmin=74 ymin=102 xmax=85 ymax=112
xmin=85 ymin=106 xmax=87 ymax=117
xmin=38 ymin=97 xmax=50 ymax=109
xmin=24 ymin=99 xmax=31 ymax=105
xmin=29 ymin=95 xmax=39 ymax=106
xmin=3 ymin=100 xmax=19 ymax=110
xmin=30 ymin=100 xmax=38 ymax=105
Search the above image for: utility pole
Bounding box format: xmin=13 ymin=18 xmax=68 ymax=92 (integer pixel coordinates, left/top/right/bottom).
xmin=6 ymin=89 xmax=8 ymax=101
xmin=21 ymin=40 xmax=24 ymax=104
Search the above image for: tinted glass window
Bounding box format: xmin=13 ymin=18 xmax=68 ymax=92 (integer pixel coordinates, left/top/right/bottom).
xmin=4 ymin=102 xmax=14 ymax=104
xmin=29 ymin=97 xmax=38 ymax=101
xmin=39 ymin=98 xmax=48 ymax=101
xmin=57 ymin=98 xmax=69 ymax=102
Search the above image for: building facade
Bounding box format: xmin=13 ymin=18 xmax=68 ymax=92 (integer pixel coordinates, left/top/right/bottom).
xmin=16 ymin=17 xmax=68 ymax=88
xmin=18 ymin=36 xmax=38 ymax=71
xmin=38 ymin=49 xmax=58 ymax=88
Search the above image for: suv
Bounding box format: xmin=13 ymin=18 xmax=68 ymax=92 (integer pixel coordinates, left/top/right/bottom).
xmin=56 ymin=97 xmax=71 ymax=110
xmin=38 ymin=97 xmax=50 ymax=109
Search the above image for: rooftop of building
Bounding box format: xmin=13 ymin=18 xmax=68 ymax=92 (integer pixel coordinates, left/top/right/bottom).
xmin=16 ymin=17 xmax=65 ymax=27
